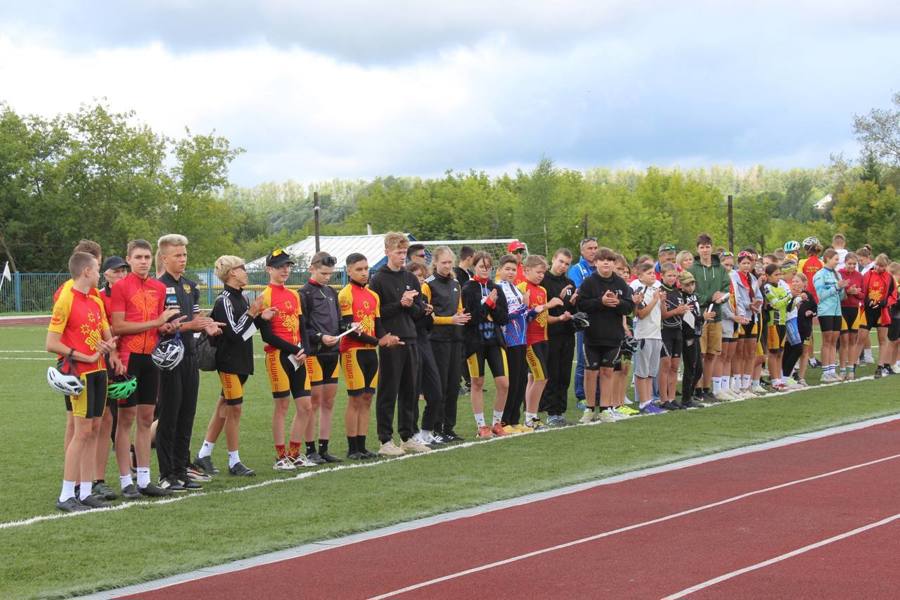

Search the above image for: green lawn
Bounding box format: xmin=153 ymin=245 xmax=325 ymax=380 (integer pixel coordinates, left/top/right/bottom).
xmin=0 ymin=326 xmax=897 ymax=599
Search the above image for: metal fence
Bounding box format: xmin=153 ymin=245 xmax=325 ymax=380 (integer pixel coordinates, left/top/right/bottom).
xmin=0 ymin=268 xmax=349 ymax=313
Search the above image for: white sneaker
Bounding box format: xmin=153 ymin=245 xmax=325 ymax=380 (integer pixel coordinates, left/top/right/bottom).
xmin=739 ymin=389 xmax=756 ymax=399
xmin=820 ymin=372 xmax=841 ymax=383
xmin=862 ymin=352 xmax=874 ymax=365
xmin=400 ymin=438 xmax=431 ymax=453
xmin=412 ymin=431 xmax=434 ymax=446
xmin=751 ymin=384 xmax=767 ymax=395
xmin=378 ymin=440 xmax=406 ymax=457
xmin=273 ymin=457 xmax=296 ymax=471
xmin=598 ymin=409 xmax=617 ymax=423
xmin=891 ymin=365 xmax=900 ymax=375
xmin=715 ymin=389 xmax=736 ymax=401
xmin=783 ymin=378 xmax=802 ymax=389
xmin=579 ymin=408 xmax=595 ymax=424
xmin=291 ymin=454 xmax=316 ymax=468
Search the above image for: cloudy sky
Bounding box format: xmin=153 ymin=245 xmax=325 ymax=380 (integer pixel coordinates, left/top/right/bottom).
xmin=1 ymin=1 xmax=898 ymax=186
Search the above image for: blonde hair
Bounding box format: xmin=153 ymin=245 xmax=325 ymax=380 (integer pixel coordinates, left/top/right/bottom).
xmin=523 ymin=255 xmax=547 ymax=269
xmin=675 ymin=250 xmax=693 ymax=268
xmin=875 ymin=253 xmax=890 ymax=267
xmin=432 ymin=246 xmax=454 ymax=262
xmin=384 ymin=232 xmax=408 ymax=252
xmin=215 ymin=255 xmax=245 ymax=282
xmin=158 ymin=234 xmax=188 ymax=251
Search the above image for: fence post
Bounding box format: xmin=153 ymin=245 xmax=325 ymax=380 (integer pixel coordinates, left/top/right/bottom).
xmin=14 ymin=271 xmax=22 ymax=312
xmin=207 ymin=268 xmax=214 ymax=306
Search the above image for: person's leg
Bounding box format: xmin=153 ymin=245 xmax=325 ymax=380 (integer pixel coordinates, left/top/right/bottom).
xmin=317 ymin=382 xmax=338 ymax=455
xmin=307 ymin=385 xmax=322 ymax=451
xmin=524 ymin=344 xmax=548 ymax=416
xmin=376 ymin=346 xmax=403 ymax=444
xmin=668 ymin=357 xmax=680 ymax=402
xmin=598 ymin=367 xmax=615 ymax=407
xmin=418 ymin=341 xmax=443 ymax=436
xmin=542 ymin=335 xmax=563 ymax=414
xmin=397 ymin=344 xmax=419 ymax=443
xmin=658 ymin=357 xmax=671 ymax=403
xmin=556 ymin=334 xmax=576 ymax=414
xmin=502 ymin=345 xmax=525 ymax=425
xmin=272 ymin=396 xmax=289 ymax=456
xmin=574 ymin=331 xmax=586 ymax=401
xmin=61 ymin=414 xmax=91 ymax=503
xmin=155 ymin=368 xmax=183 ymax=482
xmin=94 ymin=403 xmax=115 ymax=483
xmin=584 ymin=368 xmax=599 ymax=410
xmin=173 ymin=363 xmax=200 ymax=480
xmin=433 ymin=341 xmax=462 ymax=434
xmin=115 ymin=406 xmax=135 ymax=481
xmin=289 ymin=394 xmax=313 ymax=457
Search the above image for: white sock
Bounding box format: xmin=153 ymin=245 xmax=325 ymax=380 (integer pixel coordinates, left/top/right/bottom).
xmin=741 ymin=374 xmax=751 ymax=388
xmin=492 ymin=410 xmax=504 ymax=425
xmin=136 ymin=467 xmax=151 ymax=488
xmin=474 ymin=413 xmax=485 ymax=427
xmin=59 ymin=480 xmax=76 ymax=503
xmin=79 ymin=481 xmax=92 ymax=500
xmin=228 ymin=450 xmax=240 ymax=468
xmin=119 ymin=474 xmax=133 ymax=490
xmin=731 ymin=375 xmax=740 ymax=390
xmin=198 ymin=440 xmax=215 ymax=459
xmin=712 ymin=379 xmax=720 ymax=393
xmin=752 ymin=379 xmax=760 ymax=388
xmin=525 ymin=411 xmax=537 ymax=423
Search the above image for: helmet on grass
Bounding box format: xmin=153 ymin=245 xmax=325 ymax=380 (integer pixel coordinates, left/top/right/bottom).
xmin=152 ymin=335 xmax=184 ymax=371
xmin=621 ymin=334 xmax=640 ymax=355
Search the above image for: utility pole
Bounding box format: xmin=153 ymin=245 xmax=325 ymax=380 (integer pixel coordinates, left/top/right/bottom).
xmin=582 ymin=214 xmax=588 ymax=239
xmin=314 ymin=191 xmax=321 ymax=253
xmin=727 ymin=194 xmax=734 ymax=254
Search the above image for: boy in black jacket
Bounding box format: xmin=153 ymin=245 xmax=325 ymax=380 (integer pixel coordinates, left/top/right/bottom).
xmin=538 ymin=249 xmax=576 ymax=425
xmin=678 ymin=271 xmax=711 ymax=408
xmin=576 ymin=247 xmax=634 ymax=422
xmin=367 ymin=233 xmax=431 ymax=455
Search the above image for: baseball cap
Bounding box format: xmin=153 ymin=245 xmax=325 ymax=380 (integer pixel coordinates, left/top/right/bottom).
xmin=101 ymin=256 xmax=128 ymax=272
xmin=658 ymin=243 xmax=677 ymax=254
xmin=266 ymin=248 xmax=295 ymax=268
xmin=678 ymin=271 xmax=696 ymax=285
xmin=507 ymin=240 xmax=526 ymax=252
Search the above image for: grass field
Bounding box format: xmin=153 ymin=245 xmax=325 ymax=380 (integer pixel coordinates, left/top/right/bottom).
xmin=1 ymin=325 xmax=897 ymax=599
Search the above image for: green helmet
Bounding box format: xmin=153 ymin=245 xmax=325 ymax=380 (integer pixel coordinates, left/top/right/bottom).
xmin=107 ymin=376 xmax=137 ymax=400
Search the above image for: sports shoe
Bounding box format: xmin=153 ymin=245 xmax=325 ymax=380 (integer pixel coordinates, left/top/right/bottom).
xmin=292 ymin=454 xmax=317 ymax=468
xmin=273 ymin=457 xmax=297 ymax=471
xmin=820 ymin=372 xmax=841 ymax=383
xmin=347 ymin=451 xmax=366 ymax=460
xmin=158 ymin=477 xmax=186 ymax=493
xmin=412 ymin=431 xmax=434 ymax=446
xmin=121 ymin=484 xmax=141 ymax=500
xmin=229 ymin=462 xmax=256 ymax=476
xmin=771 ymin=382 xmax=788 ymax=392
xmin=861 ymin=351 xmax=874 ymax=365
xmin=502 ymin=424 xmax=518 ymax=434
xmin=180 ymin=477 xmax=201 ymax=491
xmin=623 ymin=396 xmax=635 ymax=405
xmin=139 ymin=482 xmax=173 ymax=497
xmin=378 ymin=440 xmax=406 ymax=456
xmin=891 ymin=365 xmax=900 ymax=375
xmin=524 ymin=417 xmax=546 ymax=430
xmin=305 ymin=452 xmax=327 ymax=465
xmin=93 ymin=481 xmax=117 ymax=501
xmin=361 ymin=449 xmax=378 ymax=459
xmin=579 ymin=408 xmax=595 ymax=424
xmin=79 ymin=494 xmax=110 ymax=509
xmin=597 ymin=409 xmax=617 ymax=423
xmin=796 ymin=378 xmax=808 ymax=387
xmin=186 ymin=466 xmax=212 ymax=482
xmin=845 ymin=369 xmax=856 ymax=381
xmin=751 ymin=384 xmax=767 ymax=394
xmin=319 ymin=452 xmax=342 ymax=463
xmin=680 ymin=398 xmax=699 ymax=409
xmin=714 ymin=389 xmax=736 ymax=401
xmin=491 ymin=422 xmax=508 ymax=437
xmin=442 ymin=430 xmax=463 ymax=442
xmin=194 ymin=455 xmax=219 ymax=476
xmin=640 ymin=403 xmax=665 ymax=415
xmin=514 ymin=424 xmax=533 ymax=433
xmin=546 ymin=415 xmax=567 ymax=427
xmin=659 ymin=401 xmax=679 ymax=411
xmin=476 ymin=425 xmax=493 ymax=439
xmin=615 ymin=405 xmax=640 ymax=416
xmin=56 ymin=497 xmax=89 ymax=513
xmin=808 ymin=357 xmax=821 ymax=368
xmin=401 ymin=437 xmax=432 ymax=453
xmin=575 ymin=400 xmax=587 ymax=411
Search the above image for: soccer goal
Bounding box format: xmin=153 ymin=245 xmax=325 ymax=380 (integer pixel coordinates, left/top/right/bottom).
xmin=416 ymin=239 xmax=527 ymax=263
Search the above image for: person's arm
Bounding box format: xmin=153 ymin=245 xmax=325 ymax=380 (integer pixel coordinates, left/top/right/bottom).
xmin=814 ymin=272 xmax=839 ymax=302
xmin=257 ymin=318 xmax=302 ymax=354
xmin=490 ymin=285 xmax=509 ymax=326
xmin=369 ymin=275 xmax=402 ymax=319
xmin=615 ymin=283 xmax=634 ymax=316
xmin=217 ymin=294 xmax=258 ymax=342
xmin=635 ymin=288 xmax=659 ymax=319
xmin=576 ymin=279 xmax=602 ymax=312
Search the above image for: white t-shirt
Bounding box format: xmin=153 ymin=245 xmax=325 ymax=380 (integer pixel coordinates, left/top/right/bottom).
xmin=630 ymin=279 xmax=662 ymax=340
xmin=835 ymin=248 xmax=848 ymax=270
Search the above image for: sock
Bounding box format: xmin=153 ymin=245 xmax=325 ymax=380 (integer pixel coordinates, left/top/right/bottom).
xmin=79 ymin=481 xmax=92 ymax=500
xmin=525 ymin=411 xmax=537 ymax=423
xmin=228 ymin=450 xmax=240 ymax=468
xmin=751 ymin=379 xmax=760 ymax=388
xmin=356 ymin=435 xmax=367 ymax=452
xmin=305 ymin=441 xmax=316 ymax=455
xmin=119 ymin=474 xmax=133 ymax=490
xmin=288 ymin=441 xmax=302 ymax=458
xmin=741 ymin=374 xmax=751 ymax=388
xmin=474 ymin=413 xmax=485 ymax=427
xmin=59 ymin=480 xmax=76 ymax=503
xmin=492 ymin=410 xmax=503 ymax=425
xmin=347 ymin=436 xmax=357 ymax=453
xmin=198 ymin=440 xmax=215 ymax=459
xmin=136 ymin=467 xmax=150 ymax=488
xmin=712 ymin=379 xmax=720 ymax=394
xmin=319 ymin=439 xmax=329 ymax=454
xmin=731 ymin=375 xmax=740 ymax=390
xmin=275 ymin=444 xmax=286 ymax=459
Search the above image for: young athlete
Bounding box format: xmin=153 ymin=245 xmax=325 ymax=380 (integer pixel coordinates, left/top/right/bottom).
xmin=613 ymin=255 xmax=640 ymax=415
xmin=731 ymin=251 xmax=763 ymax=398
xmin=856 ymin=246 xmax=876 ymax=364
xmin=257 ymin=249 xmax=313 ymax=470
xmin=799 ymin=237 xmax=823 ymax=368
xmin=462 ymin=251 xmax=510 ymax=438
xmin=300 ymin=252 xmax=344 ymax=462
xmin=863 ymin=254 xmax=897 ymax=378
xmin=577 ymin=247 xmax=635 ymax=421
xmin=505 ymin=240 xmax=528 ymax=285
xmin=339 ymin=253 xmax=402 ymax=459
xmin=717 ymin=252 xmax=739 ymax=400
xmin=111 ymin=239 xmax=180 ymax=498
xmin=814 ymin=249 xmax=848 ymax=383
xmin=689 ymin=234 xmax=731 ymax=401
xmin=408 ymin=261 xmax=445 ymax=446
xmin=368 ymin=233 xmax=431 ymax=455
xmin=518 ymin=255 xmax=565 ymax=430
xmin=787 ymin=273 xmax=817 ymax=386
xmin=539 ymin=249 xmax=577 ymax=425
xmin=628 ymin=262 xmax=665 ymax=415
xmin=195 ymin=255 xmax=274 ymax=477
xmin=762 ymin=263 xmax=792 ymax=390
xmin=838 ymin=253 xmax=865 ymax=380
xmin=426 ymin=246 xmax=469 ymax=442
xmin=832 ymin=234 xmax=849 ymax=269
xmin=496 ymin=254 xmax=530 ymax=434
xmin=679 ymin=271 xmax=710 ymax=407
xmin=659 ymin=263 xmax=688 ymax=409
xmin=47 ymin=252 xmax=124 ymax=511
xmin=567 ymin=237 xmax=599 ymax=408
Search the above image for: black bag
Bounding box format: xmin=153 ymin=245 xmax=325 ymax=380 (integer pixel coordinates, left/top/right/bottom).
xmin=195 ymin=332 xmax=218 ymax=372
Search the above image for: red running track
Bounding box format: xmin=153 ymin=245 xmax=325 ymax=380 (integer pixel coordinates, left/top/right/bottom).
xmin=122 ymin=420 xmax=900 ymax=600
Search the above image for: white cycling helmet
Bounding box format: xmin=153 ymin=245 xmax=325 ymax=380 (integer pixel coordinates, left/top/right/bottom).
xmin=152 ymin=336 xmax=185 ymax=371
xmin=802 ymin=236 xmax=819 ymax=249
xmin=47 ymin=365 xmax=84 ymax=396
xmin=783 ymin=240 xmax=800 ymax=253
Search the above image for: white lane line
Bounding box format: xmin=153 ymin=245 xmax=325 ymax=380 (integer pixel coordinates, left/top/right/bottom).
xmin=366 ymin=453 xmax=900 ymax=599
xmin=662 ymin=512 xmax=900 ymax=599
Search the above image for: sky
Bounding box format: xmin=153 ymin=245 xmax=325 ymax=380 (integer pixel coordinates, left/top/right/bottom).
xmin=1 ymin=1 xmax=899 ymax=186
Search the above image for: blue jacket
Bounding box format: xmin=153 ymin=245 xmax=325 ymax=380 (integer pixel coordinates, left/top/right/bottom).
xmin=813 ymin=267 xmax=845 ymax=317
xmin=567 ymin=257 xmax=595 ymax=288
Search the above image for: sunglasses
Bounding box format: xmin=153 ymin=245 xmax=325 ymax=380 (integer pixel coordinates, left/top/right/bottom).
xmin=315 ymin=255 xmax=337 ymax=267
xmin=415 ymin=253 xmax=426 ymax=259
xmin=580 ymin=237 xmax=597 ymax=246
xmin=720 ymin=251 xmax=734 ymax=258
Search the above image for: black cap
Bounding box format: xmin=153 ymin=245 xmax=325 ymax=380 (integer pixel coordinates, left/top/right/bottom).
xmin=266 ymin=248 xmax=295 ymax=268
xmin=101 ymin=256 xmax=128 ymax=271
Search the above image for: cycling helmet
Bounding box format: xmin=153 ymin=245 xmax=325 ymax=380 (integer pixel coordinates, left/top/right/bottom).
xmin=783 ymin=240 xmax=800 ymax=253
xmin=152 ymin=335 xmax=185 ymax=371
xmin=571 ymin=312 xmax=590 ymax=331
xmin=802 ymin=236 xmax=819 ymax=250
xmin=107 ymin=375 xmax=138 ymax=400
xmin=621 ymin=334 xmax=640 ymax=355
xmin=47 ymin=359 xmax=84 ymax=396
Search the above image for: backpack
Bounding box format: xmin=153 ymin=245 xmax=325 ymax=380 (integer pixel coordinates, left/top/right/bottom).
xmin=195 ymin=331 xmax=218 ymax=372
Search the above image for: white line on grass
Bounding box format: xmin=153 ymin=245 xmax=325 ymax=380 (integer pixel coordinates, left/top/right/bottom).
xmin=662 ymin=512 xmax=900 ymax=599
xmin=365 ymin=453 xmax=900 ymax=599
xmin=0 ymin=374 xmax=886 ymax=531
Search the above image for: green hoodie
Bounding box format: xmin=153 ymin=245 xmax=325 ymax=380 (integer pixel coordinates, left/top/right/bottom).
xmin=688 ymin=254 xmax=730 ymax=322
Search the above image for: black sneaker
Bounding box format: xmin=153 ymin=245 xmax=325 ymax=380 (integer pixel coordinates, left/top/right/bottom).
xmin=80 ymin=494 xmax=111 ymax=509
xmin=681 ymin=399 xmax=699 ymax=409
xmin=93 ymin=481 xmax=117 ymax=501
xmin=361 ymin=449 xmax=378 ymax=459
xmin=319 ymin=452 xmax=342 ymax=463
xmin=139 ymin=482 xmax=173 ymax=497
xmin=431 ymin=431 xmax=451 ymax=444
xmin=178 ymin=477 xmax=202 ymax=491
xmin=158 ymin=477 xmax=186 ymax=493
xmin=194 ymin=456 xmax=219 ymax=476
xmin=121 ymin=484 xmax=141 ymax=500
xmin=443 ymin=430 xmax=463 ymax=442
xmin=56 ymin=497 xmax=90 ymax=513
xmin=228 ymin=462 xmax=256 ymax=476
xmin=347 ymin=451 xmax=366 ymax=460
xmin=875 ymin=367 xmax=883 ymax=379
xmin=305 ymin=452 xmax=327 ymax=465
